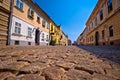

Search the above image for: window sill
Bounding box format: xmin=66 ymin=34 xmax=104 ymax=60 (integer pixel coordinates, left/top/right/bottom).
xmin=15 ymin=6 xmax=24 ymax=12
xmin=28 ymin=15 xmax=34 ymax=20
xmin=37 ymin=21 xmax=40 ymax=24
xmin=26 ymin=36 xmax=32 ymax=38
xmin=12 ymin=33 xmax=23 ymax=36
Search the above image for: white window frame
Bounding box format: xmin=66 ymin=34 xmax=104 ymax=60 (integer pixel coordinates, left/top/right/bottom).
xmin=15 ymin=22 xmax=21 ymax=34
xmin=28 ymin=27 xmax=32 ymax=37
xmin=28 ymin=7 xmax=34 ymax=18
xmin=37 ymin=14 xmax=40 ymax=23
xmin=16 ymin=0 xmax=23 ymax=10
xmin=46 ymin=35 xmax=49 ymax=42
xmin=42 ymin=19 xmax=46 ymax=27
xmin=41 ymin=33 xmax=44 ymax=41
xmin=46 ymin=22 xmax=50 ymax=29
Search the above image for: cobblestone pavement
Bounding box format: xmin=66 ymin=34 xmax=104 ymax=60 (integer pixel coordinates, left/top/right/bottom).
xmin=0 ymin=46 xmax=120 ymax=80
xmin=78 ymin=46 xmax=120 ymax=64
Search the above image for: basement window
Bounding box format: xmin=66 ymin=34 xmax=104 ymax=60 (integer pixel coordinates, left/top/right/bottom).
xmin=28 ymin=42 xmax=31 ymax=45
xmin=15 ymin=41 xmax=19 ymax=45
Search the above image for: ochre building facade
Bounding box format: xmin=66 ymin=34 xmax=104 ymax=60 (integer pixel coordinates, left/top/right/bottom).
xmin=77 ymin=0 xmax=120 ymax=46
xmin=0 ymin=0 xmax=11 ymax=46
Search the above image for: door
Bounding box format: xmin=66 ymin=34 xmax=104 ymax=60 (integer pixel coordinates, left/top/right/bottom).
xmin=35 ymin=29 xmax=40 ymax=45
xmin=95 ymin=31 xmax=99 ymax=46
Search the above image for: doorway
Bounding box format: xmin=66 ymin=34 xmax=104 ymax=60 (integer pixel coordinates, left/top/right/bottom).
xmin=95 ymin=31 xmax=99 ymax=46
xmin=35 ymin=29 xmax=40 ymax=45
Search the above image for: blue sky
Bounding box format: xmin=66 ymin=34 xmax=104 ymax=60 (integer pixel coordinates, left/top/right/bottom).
xmin=33 ymin=0 xmax=98 ymax=42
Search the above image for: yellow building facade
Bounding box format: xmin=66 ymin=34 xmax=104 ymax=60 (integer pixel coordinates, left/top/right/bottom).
xmin=85 ymin=0 xmax=120 ymax=46
xmin=50 ymin=24 xmax=68 ymax=46
xmin=50 ymin=22 xmax=61 ymax=45
xmin=59 ymin=31 xmax=68 ymax=46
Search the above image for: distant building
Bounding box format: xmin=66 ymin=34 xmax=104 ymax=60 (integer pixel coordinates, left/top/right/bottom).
xmin=77 ymin=27 xmax=87 ymax=45
xmin=50 ymin=24 xmax=68 ymax=46
xmin=78 ymin=0 xmax=120 ymax=46
xmin=50 ymin=23 xmax=61 ymax=45
xmin=59 ymin=31 xmax=68 ymax=46
xmin=68 ymin=39 xmax=72 ymax=46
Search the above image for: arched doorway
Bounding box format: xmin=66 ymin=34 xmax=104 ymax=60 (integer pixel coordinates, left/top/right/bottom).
xmin=35 ymin=28 xmax=40 ymax=45
xmin=95 ymin=31 xmax=99 ymax=46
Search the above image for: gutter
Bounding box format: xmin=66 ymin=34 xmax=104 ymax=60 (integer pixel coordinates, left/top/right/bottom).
xmin=7 ymin=0 xmax=14 ymax=45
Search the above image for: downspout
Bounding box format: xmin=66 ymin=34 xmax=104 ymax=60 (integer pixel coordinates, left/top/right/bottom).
xmin=7 ymin=0 xmax=14 ymax=45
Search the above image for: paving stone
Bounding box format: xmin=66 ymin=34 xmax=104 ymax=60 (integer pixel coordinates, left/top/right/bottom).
xmin=105 ymin=68 xmax=120 ymax=79
xmin=66 ymin=69 xmax=92 ymax=80
xmin=0 ymin=72 xmax=15 ymax=80
xmin=0 ymin=46 xmax=120 ymax=80
xmin=17 ymin=74 xmax=45 ymax=80
xmin=19 ymin=62 xmax=48 ymax=74
xmin=55 ymin=61 xmax=75 ymax=71
xmin=42 ymin=67 xmax=65 ymax=80
xmin=92 ymin=73 xmax=117 ymax=80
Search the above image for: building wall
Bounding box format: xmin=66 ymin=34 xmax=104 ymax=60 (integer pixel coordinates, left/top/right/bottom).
xmin=86 ymin=0 xmax=120 ymax=46
xmin=13 ymin=0 xmax=49 ymax=33
xmin=0 ymin=0 xmax=10 ymax=46
xmin=10 ymin=16 xmax=35 ymax=45
xmin=60 ymin=31 xmax=68 ymax=46
xmin=40 ymin=31 xmax=49 ymax=45
xmin=10 ymin=0 xmax=50 ymax=46
xmin=50 ymin=22 xmax=61 ymax=45
xmin=10 ymin=16 xmax=50 ymax=46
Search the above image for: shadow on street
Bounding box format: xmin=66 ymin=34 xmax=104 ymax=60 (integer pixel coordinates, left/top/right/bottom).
xmin=78 ymin=46 xmax=120 ymax=64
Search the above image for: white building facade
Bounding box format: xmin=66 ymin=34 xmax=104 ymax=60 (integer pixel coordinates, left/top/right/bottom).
xmin=10 ymin=16 xmax=50 ymax=46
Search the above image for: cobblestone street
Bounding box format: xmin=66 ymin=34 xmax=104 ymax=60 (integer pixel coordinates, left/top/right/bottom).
xmin=0 ymin=46 xmax=120 ymax=80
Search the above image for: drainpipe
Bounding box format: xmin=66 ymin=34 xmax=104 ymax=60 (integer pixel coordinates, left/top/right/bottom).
xmin=7 ymin=0 xmax=14 ymax=45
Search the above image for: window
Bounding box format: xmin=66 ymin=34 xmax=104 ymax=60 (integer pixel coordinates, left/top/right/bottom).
xmin=109 ymin=26 xmax=113 ymax=37
xmin=42 ymin=19 xmax=46 ymax=27
xmin=107 ymin=0 xmax=113 ymax=13
xmin=28 ymin=8 xmax=34 ymax=19
xmin=92 ymin=22 xmax=93 ymax=28
xmin=88 ymin=26 xmax=90 ymax=31
xmin=46 ymin=35 xmax=49 ymax=41
xmin=92 ymin=36 xmax=93 ymax=41
xmin=95 ymin=17 xmax=98 ymax=26
xmin=16 ymin=0 xmax=23 ymax=10
xmin=37 ymin=16 xmax=40 ymax=23
xmin=41 ymin=33 xmax=44 ymax=41
xmin=51 ymin=25 xmax=53 ymax=31
xmin=100 ymin=10 xmax=103 ymax=20
xmin=102 ymin=30 xmax=105 ymax=39
xmin=37 ymin=14 xmax=40 ymax=23
xmin=46 ymin=23 xmax=50 ymax=29
xmin=15 ymin=22 xmax=21 ymax=34
xmin=28 ymin=27 xmax=32 ymax=37
xmin=15 ymin=40 xmax=19 ymax=45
